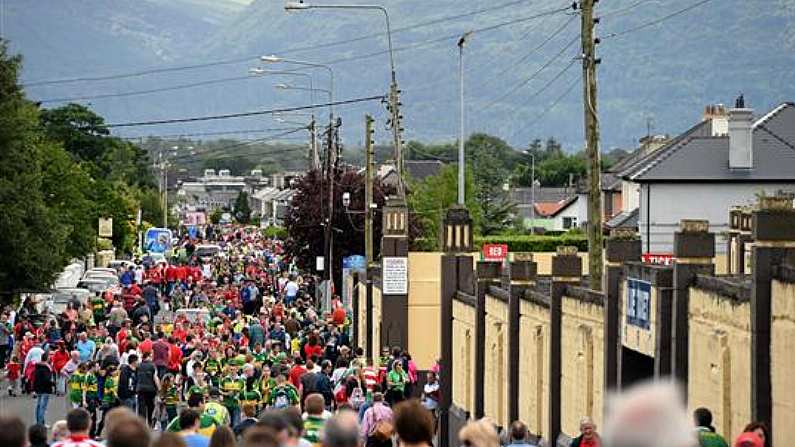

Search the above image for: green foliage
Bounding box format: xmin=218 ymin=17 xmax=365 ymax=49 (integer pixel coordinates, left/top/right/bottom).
xmin=263 ymin=225 xmax=287 ymax=239
xmin=209 ymin=208 xmax=223 ymax=225
xmin=474 ymin=235 xmax=588 ymax=252
xmin=407 ymin=165 xmax=481 ymax=251
xmin=233 ymin=191 xmax=252 ymax=224
xmin=0 ymin=41 xmax=70 ymax=296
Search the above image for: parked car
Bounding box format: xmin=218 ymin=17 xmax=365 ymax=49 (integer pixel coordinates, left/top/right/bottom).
xmin=82 ymin=271 xmax=120 ymax=283
xmin=76 ymin=279 xmax=112 ymax=294
xmin=194 ymin=244 xmax=222 ymax=261
xmin=47 ymin=288 xmax=91 ymax=314
xmin=108 ymin=260 xmax=135 ymax=270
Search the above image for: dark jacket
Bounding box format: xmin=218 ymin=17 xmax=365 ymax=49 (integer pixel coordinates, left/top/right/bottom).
xmin=118 ymin=364 xmax=137 ymax=399
xmin=33 ymin=363 xmax=55 ymax=394
xmin=315 ymin=373 xmax=334 ymax=406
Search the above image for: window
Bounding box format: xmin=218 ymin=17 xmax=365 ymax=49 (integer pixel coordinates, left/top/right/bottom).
xmin=563 ymin=217 xmax=577 ymax=229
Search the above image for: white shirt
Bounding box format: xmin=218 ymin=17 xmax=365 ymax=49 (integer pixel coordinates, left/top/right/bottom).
xmin=284 ymin=281 xmax=299 ymax=297
xmin=24 ymin=345 xmax=44 ymax=369
xmin=52 ymin=435 xmax=104 ymax=447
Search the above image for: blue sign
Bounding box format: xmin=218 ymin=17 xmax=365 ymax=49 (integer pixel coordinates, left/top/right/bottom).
xmin=144 ymin=227 xmax=173 ymax=254
xmin=342 ymin=255 xmax=367 ymax=271
xmin=187 ymin=225 xmax=198 ymax=239
xmin=626 ymin=279 xmax=651 ymax=330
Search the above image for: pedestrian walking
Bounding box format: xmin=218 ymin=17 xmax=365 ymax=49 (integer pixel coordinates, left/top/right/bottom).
xmin=136 ymin=351 xmax=159 ymax=426
xmin=33 ymin=351 xmax=56 ymax=426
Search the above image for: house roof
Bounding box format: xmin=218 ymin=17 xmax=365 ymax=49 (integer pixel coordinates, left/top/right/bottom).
xmin=605 ymin=208 xmax=639 ymax=229
xmin=601 ymin=172 xmax=622 ymax=191
xmin=534 ymin=201 xmax=567 ymax=217
xmin=510 ymin=187 xmax=575 ymax=204
xmin=623 ymin=103 xmax=795 ymax=183
xmin=406 ymin=160 xmax=444 ymax=181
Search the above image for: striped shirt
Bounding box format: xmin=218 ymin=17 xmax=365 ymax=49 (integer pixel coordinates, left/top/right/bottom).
xmin=52 ymin=435 xmax=104 ymax=447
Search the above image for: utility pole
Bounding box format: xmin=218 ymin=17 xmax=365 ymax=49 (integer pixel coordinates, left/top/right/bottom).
xmin=580 ymin=0 xmax=603 ymax=288
xmin=388 ymin=80 xmax=405 ymax=197
xmin=365 ymin=114 xmax=375 ymax=266
xmin=324 ymin=124 xmax=335 ymax=284
xmin=457 ymin=31 xmax=472 ymax=206
xmin=308 ymin=116 xmax=319 ymax=171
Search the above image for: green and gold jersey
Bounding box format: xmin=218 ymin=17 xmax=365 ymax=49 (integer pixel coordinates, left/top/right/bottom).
xmin=167 ymin=412 xmax=218 ymax=436
xmin=304 ymin=415 xmax=326 ymax=445
xmin=188 ymin=384 xmax=208 ymax=399
xmin=240 ymin=388 xmax=262 ymax=408
xmin=260 ymin=377 xmax=276 ymax=399
xmin=68 ymin=372 xmax=85 ymax=404
xmin=204 ymin=358 xmax=221 ymax=375
xmin=102 ymin=373 xmax=118 ymax=404
xmin=83 ymin=373 xmax=99 ymax=400
xmin=203 ymin=401 xmax=230 ymax=426
xmin=252 ymin=351 xmax=268 ymax=364
xmin=163 ymin=384 xmax=180 ymax=407
xmin=220 ymin=376 xmax=245 ymax=408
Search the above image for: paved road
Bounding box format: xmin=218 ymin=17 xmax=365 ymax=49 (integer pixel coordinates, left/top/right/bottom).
xmin=0 ymin=392 xmax=74 ymax=427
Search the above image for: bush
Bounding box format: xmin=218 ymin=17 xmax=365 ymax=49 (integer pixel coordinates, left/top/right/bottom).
xmin=474 ymin=234 xmax=588 ymax=252
xmin=263 ymin=225 xmax=288 ymax=239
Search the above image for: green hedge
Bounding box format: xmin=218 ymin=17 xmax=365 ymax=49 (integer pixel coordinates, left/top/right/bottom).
xmin=262 ymin=226 xmax=288 ymax=239
xmin=474 ymin=235 xmax=588 ymax=252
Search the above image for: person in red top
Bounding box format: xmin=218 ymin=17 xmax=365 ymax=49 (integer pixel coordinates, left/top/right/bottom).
xmin=138 ymin=335 xmax=153 ymax=355
xmin=272 ymin=301 xmax=284 ymax=320
xmin=304 ymin=335 xmax=323 ymax=360
xmin=168 ymin=338 xmax=183 ymax=373
xmin=332 ymin=306 xmax=346 ymax=326
xmin=176 ymin=264 xmax=188 ymax=283
xmin=288 ymin=357 xmax=306 ymax=388
xmin=189 ymin=265 xmax=203 ymax=283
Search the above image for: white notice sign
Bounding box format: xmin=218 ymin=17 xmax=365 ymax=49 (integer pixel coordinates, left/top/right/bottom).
xmin=382 ymin=257 xmax=408 ymax=295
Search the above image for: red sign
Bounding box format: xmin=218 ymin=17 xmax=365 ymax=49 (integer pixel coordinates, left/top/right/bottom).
xmin=483 ymin=244 xmax=509 ymax=262
xmin=642 ymin=253 xmax=674 ymax=265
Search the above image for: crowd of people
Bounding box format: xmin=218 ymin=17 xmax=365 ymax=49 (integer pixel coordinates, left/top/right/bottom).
xmin=0 ymin=225 xmax=440 ymax=447
xmin=0 ymin=226 xmax=774 ymax=447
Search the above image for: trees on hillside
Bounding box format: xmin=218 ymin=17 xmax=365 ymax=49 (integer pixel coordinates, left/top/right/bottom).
xmin=0 ymin=40 xmax=165 ymax=296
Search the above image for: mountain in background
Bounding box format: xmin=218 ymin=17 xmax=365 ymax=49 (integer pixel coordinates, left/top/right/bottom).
xmin=8 ymin=0 xmax=795 ymax=154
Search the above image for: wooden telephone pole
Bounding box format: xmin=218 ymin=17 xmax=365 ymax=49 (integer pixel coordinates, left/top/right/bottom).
xmin=365 ymin=114 xmax=375 ymax=266
xmin=581 ymin=0 xmax=603 ymax=288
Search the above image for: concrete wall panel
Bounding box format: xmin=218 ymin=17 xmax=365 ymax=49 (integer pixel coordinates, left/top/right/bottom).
xmin=408 ymin=252 xmax=443 ymax=369
xmin=452 ymin=300 xmax=476 ymax=411
xmin=772 ymin=279 xmax=795 ymax=447
xmin=560 ymin=296 xmax=605 ymax=436
xmin=484 ymin=295 xmax=510 ymax=429
xmin=519 ymin=299 xmax=551 ymax=438
xmin=688 ymin=287 xmax=751 ymax=442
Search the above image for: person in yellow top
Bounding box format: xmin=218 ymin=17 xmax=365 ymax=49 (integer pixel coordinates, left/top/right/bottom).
xmin=67 ymin=362 xmax=88 ymax=408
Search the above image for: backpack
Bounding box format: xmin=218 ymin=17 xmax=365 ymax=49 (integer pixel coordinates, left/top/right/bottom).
xmin=273 ymin=386 xmax=291 ymax=409
xmin=369 ymin=411 xmax=394 ymax=441
xmin=348 ymin=386 xmax=365 ymax=409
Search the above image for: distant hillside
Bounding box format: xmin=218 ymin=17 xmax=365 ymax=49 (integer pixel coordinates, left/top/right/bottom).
xmin=9 ymin=0 xmax=795 ymax=152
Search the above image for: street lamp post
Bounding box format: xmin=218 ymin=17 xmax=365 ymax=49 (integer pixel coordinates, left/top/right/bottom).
xmin=283 ymin=2 xmax=405 ymax=195
xmin=260 ymin=55 xmax=335 ymax=119
xmin=457 ymin=32 xmax=472 ymax=206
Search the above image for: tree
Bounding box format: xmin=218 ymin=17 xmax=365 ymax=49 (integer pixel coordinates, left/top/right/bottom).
xmin=234 ymin=191 xmax=252 ymax=224
xmin=284 ymin=168 xmax=387 ymax=284
xmin=407 ymin=165 xmax=481 ymax=250
xmin=0 ymin=41 xmax=70 ymax=297
xmin=209 ymin=208 xmax=223 ymax=225
xmin=466 ymin=134 xmax=516 ymax=235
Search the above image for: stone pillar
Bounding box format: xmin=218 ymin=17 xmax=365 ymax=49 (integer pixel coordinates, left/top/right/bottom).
xmin=381 ymin=197 xmax=409 ymax=351
xmin=549 ymin=246 xmax=582 ymax=441
xmin=671 ymin=220 xmax=715 ymax=394
xmin=750 ymin=194 xmax=795 ymax=431
xmin=439 ymin=206 xmax=474 ymax=447
xmin=475 ymin=261 xmax=501 ymax=419
xmin=604 ymin=231 xmax=641 ymax=393
xmin=738 ymin=209 xmax=754 ymax=274
xmin=727 ymin=207 xmax=742 ymax=274
xmin=507 ymin=258 xmax=537 ymax=424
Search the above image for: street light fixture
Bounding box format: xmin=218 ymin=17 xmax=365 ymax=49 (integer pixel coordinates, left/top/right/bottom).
xmin=260 ymin=54 xmax=335 ymax=117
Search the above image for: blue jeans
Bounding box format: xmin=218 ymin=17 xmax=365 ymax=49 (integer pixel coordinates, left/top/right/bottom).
xmin=226 ymin=406 xmax=240 ymax=427
xmin=122 ymin=397 xmax=137 ymax=412
xmin=35 ymin=393 xmax=50 ymax=425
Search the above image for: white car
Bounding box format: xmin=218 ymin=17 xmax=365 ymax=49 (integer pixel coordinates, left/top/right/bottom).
xmin=83 ymin=271 xmax=120 ymax=284
xmin=47 ymin=288 xmax=92 ymax=314
xmin=194 ymin=244 xmax=223 ymax=260
xmin=108 ymin=260 xmax=136 ymax=270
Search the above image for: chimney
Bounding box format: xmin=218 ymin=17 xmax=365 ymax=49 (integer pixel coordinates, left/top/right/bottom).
xmin=729 ymin=97 xmax=753 ymax=169
xmin=703 ymin=104 xmax=728 ymax=136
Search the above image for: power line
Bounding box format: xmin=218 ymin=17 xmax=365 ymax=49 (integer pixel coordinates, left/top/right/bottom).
xmin=321 ymin=6 xmax=572 ymax=67
xmin=509 ymin=75 xmax=580 ymax=141
xmin=121 ymin=127 xmax=300 ymax=140
xmin=103 ymin=95 xmax=384 ymax=128
xmin=38 ymin=75 xmax=256 ymax=104
xmin=601 ymin=0 xmax=657 ymax=18
xmin=480 ymin=34 xmax=578 ymax=112
xmin=167 ymin=128 xmax=309 ymax=162
xmin=21 ymin=0 xmax=546 ymax=88
xmin=603 ymin=0 xmax=713 ymax=39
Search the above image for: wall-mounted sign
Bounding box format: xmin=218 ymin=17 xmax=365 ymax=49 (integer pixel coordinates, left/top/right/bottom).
xmin=382 ymin=256 xmax=408 ymax=295
xmin=98 ymin=218 xmax=113 ymax=238
xmin=316 ymin=256 xmax=324 ymax=272
xmin=626 ymin=278 xmax=651 ymax=329
xmin=482 ymin=243 xmax=508 ymax=262
xmin=642 ymin=252 xmax=674 ymax=265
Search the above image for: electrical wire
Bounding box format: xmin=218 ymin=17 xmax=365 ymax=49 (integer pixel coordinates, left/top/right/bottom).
xmin=601 ymin=0 xmax=657 ymax=18
xmin=480 ymin=34 xmax=578 ymax=112
xmin=21 ymin=0 xmax=548 ymax=87
xmin=509 ymin=75 xmax=580 ymax=141
xmin=103 ymin=95 xmax=384 ymax=128
xmin=603 ymin=0 xmax=713 ymax=39
xmin=168 ymin=128 xmax=309 ymax=162
xmin=121 ymin=127 xmax=300 ymax=140
xmin=37 ymin=75 xmax=256 ymax=104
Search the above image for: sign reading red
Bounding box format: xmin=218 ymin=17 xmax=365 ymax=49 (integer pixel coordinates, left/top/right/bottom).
xmin=483 ymin=244 xmax=509 ymax=262
xmin=642 ymin=252 xmax=674 ymax=265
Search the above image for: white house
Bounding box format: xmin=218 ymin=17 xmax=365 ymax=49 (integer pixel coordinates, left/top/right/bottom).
xmin=618 ymin=101 xmax=795 ymax=254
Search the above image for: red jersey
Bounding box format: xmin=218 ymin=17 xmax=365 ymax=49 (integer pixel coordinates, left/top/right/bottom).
xmin=176 ymin=266 xmax=188 ymax=281
xmin=139 ymin=338 xmax=153 ymax=354
xmin=289 ymin=365 xmax=306 ymax=388
xmin=52 ymin=350 xmax=70 ymax=373
xmin=5 ymin=362 xmax=20 ymax=380
xmin=304 ymin=344 xmax=323 ymax=360
xmin=165 ymin=265 xmax=179 ymax=282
